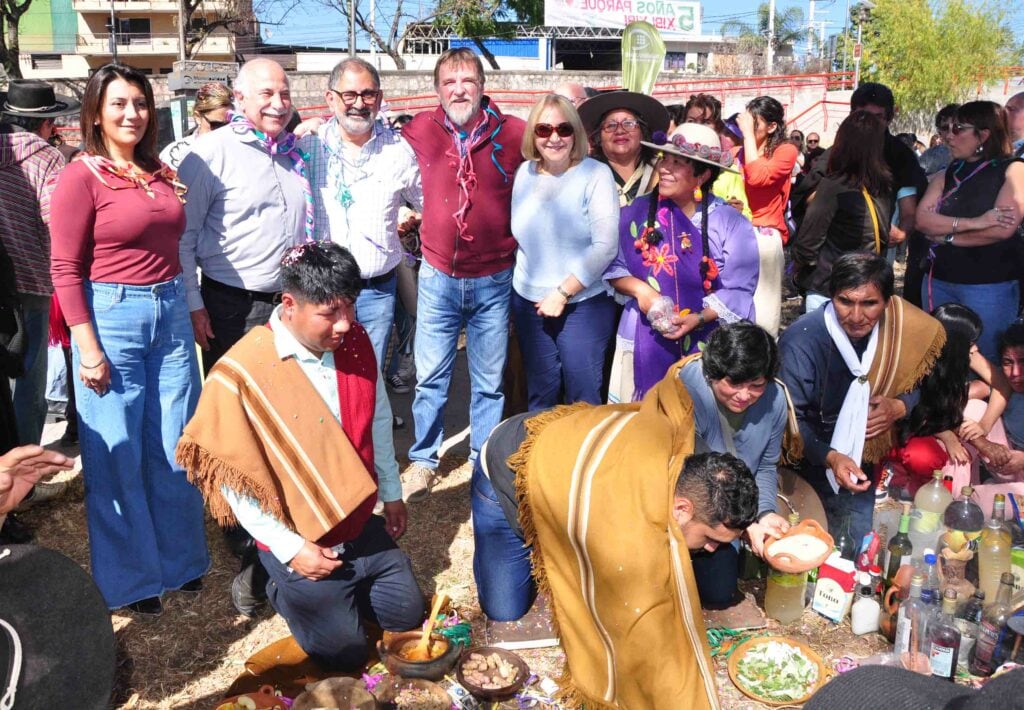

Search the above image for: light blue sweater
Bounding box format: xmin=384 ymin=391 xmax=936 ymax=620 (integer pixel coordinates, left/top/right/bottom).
xmin=510 ymin=157 xmax=619 ymax=303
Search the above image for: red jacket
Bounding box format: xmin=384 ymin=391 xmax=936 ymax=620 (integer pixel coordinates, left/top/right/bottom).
xmin=402 ymin=98 xmax=525 ymax=277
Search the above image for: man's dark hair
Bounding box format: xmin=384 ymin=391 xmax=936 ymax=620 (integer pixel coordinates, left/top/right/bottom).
xmin=2 ymin=116 xmax=49 ymax=133
xmin=999 ymin=322 xmax=1024 ymax=357
xmin=850 ymin=82 xmax=895 ymax=121
xmin=702 ymin=322 xmax=779 ymax=383
xmin=935 ymin=103 xmax=960 ymax=128
xmin=828 ymin=252 xmax=894 ymax=300
xmin=280 ymin=242 xmax=362 ymax=305
xmin=674 ymin=452 xmax=758 ymax=530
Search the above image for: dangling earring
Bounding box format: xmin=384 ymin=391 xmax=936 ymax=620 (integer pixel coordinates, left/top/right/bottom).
xmin=975 ymin=143 xmax=984 ymax=156
xmin=694 ymin=186 xmax=703 ymax=202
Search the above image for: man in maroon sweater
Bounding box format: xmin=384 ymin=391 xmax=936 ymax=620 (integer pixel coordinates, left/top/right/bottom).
xmin=399 ymin=49 xmax=525 ymax=501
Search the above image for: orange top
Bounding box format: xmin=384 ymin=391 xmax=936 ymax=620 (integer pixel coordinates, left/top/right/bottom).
xmin=735 ymin=141 xmax=799 ymax=242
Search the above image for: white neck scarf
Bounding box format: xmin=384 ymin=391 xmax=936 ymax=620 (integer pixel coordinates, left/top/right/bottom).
xmin=823 ymin=302 xmax=880 ymax=494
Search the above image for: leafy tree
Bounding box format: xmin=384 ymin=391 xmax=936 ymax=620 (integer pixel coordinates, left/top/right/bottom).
xmin=431 ymin=0 xmax=542 ymax=69
xmin=860 ymin=0 xmax=1020 ymax=127
xmin=720 ymin=2 xmax=808 ymax=73
xmin=0 ymin=0 xmax=33 ymax=78
xmin=182 ymin=0 xmax=285 ymax=60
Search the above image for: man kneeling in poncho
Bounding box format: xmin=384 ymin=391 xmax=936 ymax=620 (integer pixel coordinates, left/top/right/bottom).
xmin=176 ymin=243 xmax=424 ymax=670
xmin=479 ymin=374 xmax=758 ymax=709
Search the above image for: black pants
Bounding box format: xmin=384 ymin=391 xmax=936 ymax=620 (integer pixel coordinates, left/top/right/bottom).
xmin=259 ymin=516 xmax=425 ymax=671
xmin=199 ymin=278 xmax=279 ymax=375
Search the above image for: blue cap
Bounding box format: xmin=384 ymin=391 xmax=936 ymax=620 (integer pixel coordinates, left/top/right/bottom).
xmin=925 ymin=553 xmax=937 ymax=565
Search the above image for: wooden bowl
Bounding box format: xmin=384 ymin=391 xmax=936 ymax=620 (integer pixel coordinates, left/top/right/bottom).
xmin=764 ymin=519 xmax=835 ymax=574
xmin=372 ymin=677 xmax=449 ymax=709
xmin=455 ymin=646 xmax=530 ymax=701
xmin=376 ymin=631 xmax=460 ymax=681
xmin=728 ymin=636 xmax=832 ymax=707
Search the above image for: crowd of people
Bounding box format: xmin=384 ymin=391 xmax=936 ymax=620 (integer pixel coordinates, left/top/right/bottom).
xmin=3 ymin=47 xmax=1024 ymax=708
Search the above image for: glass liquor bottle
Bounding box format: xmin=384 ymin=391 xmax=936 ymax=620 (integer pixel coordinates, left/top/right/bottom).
xmin=968 ymin=571 xmax=1015 ymax=677
xmin=928 ymin=589 xmax=961 ymax=681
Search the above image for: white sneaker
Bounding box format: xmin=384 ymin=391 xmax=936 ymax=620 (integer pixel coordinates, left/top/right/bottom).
xmin=15 ymin=480 xmax=69 ymax=512
xmin=401 ymin=463 xmax=437 ymax=503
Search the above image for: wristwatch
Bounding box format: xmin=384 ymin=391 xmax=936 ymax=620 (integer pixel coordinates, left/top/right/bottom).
xmin=556 ymin=285 xmax=572 ymax=302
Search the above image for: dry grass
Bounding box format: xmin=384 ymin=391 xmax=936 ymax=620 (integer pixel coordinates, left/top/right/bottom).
xmin=23 ymin=281 xmax=903 ymax=709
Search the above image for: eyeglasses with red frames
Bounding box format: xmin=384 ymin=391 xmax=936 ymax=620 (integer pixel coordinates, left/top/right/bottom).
xmin=950 ymin=122 xmax=976 ymax=135
xmin=534 ymin=122 xmax=574 ymax=138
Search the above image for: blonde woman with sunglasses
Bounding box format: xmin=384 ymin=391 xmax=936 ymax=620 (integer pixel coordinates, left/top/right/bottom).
xmin=509 ymin=94 xmax=619 ymax=408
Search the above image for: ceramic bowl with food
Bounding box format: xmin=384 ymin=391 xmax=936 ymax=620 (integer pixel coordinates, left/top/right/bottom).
xmin=764 ymin=519 xmax=835 ymax=574
xmin=455 ymin=646 xmax=529 ymax=701
xmin=728 ymin=636 xmax=832 ymax=706
xmin=377 ymin=630 xmax=460 ymax=681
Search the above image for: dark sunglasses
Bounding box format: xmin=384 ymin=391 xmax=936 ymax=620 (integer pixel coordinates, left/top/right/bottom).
xmin=950 ymin=122 xmax=976 ymax=135
xmin=936 ymin=122 xmax=953 ymax=133
xmin=206 ymin=119 xmax=228 ymax=130
xmin=534 ymin=122 xmax=574 ymax=138
xmin=807 ymin=139 xmax=819 ymax=145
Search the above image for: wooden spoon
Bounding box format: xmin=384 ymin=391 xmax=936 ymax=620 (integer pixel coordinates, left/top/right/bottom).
xmin=406 ymin=592 xmax=448 ymax=662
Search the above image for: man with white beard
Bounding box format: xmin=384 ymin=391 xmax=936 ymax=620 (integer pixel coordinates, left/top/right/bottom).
xmin=298 ymin=57 xmax=420 ymax=535
xmin=399 ymin=49 xmax=526 ymax=502
xmin=178 ymin=57 xmax=315 ymax=616
xmin=301 ymin=58 xmax=422 ymax=376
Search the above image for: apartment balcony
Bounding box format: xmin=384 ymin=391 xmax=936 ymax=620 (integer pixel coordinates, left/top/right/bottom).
xmin=76 ymin=32 xmax=233 ymax=56
xmin=72 ymin=0 xmax=228 ymax=13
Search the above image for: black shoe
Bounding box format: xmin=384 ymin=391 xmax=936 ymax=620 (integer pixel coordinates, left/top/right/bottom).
xmin=223 ymin=525 xmax=253 ymax=559
xmin=231 ymin=545 xmax=269 ymax=617
xmin=0 ymin=514 xmax=34 ymax=544
xmin=179 ymin=577 xmax=203 ymax=593
xmin=124 ymin=597 xmax=162 ymax=616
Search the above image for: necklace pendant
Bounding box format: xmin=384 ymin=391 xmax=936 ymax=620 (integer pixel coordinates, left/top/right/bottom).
xmin=338 ymin=185 xmax=354 ymax=209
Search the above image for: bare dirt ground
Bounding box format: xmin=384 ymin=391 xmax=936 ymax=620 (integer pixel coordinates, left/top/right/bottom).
xmin=22 ymin=290 xmax=891 ymax=709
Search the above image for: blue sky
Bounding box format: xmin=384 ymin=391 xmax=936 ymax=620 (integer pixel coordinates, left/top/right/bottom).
xmin=260 ymin=1 xmax=854 ymax=49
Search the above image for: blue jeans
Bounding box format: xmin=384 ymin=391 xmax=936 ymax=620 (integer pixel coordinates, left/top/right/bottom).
xmin=409 ymin=263 xmax=511 ymax=468
xmin=799 ymin=464 xmax=876 ymax=547
xmin=355 ymin=271 xmax=397 ymax=370
xmin=74 ymin=276 xmax=209 ymax=608
xmin=925 ymin=278 xmax=1019 ymax=362
xmin=10 ymin=293 xmax=50 ymax=445
xmin=511 ymin=291 xmax=616 ymax=410
xmin=260 ymin=515 xmax=424 ymax=670
xmin=471 ymin=463 xmax=534 ymax=621
xmin=692 ymin=542 xmax=741 ymax=609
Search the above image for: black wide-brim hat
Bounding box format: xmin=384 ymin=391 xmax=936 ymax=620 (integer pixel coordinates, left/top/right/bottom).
xmin=577 ymin=90 xmax=670 ymax=137
xmin=0 ymin=544 xmax=115 ymax=709
xmin=0 ymin=80 xmax=81 ymax=118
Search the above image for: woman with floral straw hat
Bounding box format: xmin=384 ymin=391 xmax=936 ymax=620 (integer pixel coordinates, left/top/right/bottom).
xmin=604 ymin=122 xmax=760 ymax=402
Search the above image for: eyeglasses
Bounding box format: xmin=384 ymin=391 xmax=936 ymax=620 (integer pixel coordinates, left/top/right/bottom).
xmin=330 ymin=88 xmax=380 ymax=105
xmin=534 ymin=122 xmax=574 ymax=138
xmin=807 ymin=139 xmax=819 ymax=145
xmin=950 ymin=122 xmax=976 ymax=135
xmin=600 ymin=118 xmax=642 ymax=133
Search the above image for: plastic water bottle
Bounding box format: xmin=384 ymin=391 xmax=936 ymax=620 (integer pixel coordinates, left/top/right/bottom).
xmin=920 ymin=550 xmax=941 ymax=606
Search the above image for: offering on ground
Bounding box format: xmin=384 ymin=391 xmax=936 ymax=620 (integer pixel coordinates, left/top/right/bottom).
xmin=460 ymin=651 xmax=520 ymax=690
xmin=732 ymin=640 xmax=820 ymax=704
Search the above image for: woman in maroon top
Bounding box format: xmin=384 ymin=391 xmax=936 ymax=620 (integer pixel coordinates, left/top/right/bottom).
xmin=49 ymin=64 xmax=208 ymax=615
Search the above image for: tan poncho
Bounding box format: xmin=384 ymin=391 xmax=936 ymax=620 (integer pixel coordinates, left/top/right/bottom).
xmin=512 ymin=363 xmax=720 ymax=710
